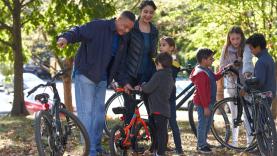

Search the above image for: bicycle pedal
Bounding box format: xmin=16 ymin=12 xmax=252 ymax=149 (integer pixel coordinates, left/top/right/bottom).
xmin=234 ymin=119 xmax=243 ymax=127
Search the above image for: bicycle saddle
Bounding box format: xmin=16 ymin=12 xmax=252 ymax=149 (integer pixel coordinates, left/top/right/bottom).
xmin=112 ymin=107 xmax=127 ymax=114
xmin=35 ymin=93 xmax=50 ymax=104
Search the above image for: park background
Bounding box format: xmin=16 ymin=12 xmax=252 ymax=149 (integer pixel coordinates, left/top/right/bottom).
xmin=0 ymin=0 xmax=276 ymax=155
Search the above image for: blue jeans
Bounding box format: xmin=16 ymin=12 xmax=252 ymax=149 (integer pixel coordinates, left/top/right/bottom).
xmin=74 ymin=74 xmax=107 ymax=156
xmin=196 ymin=104 xmax=214 ymax=148
xmin=168 ymin=87 xmax=182 ymax=151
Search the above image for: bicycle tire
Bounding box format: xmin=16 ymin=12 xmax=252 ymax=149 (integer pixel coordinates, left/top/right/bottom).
xmin=109 ymin=125 xmax=128 ymax=156
xmin=105 ymin=92 xmax=125 ymax=137
xmin=58 ymin=108 xmax=90 ymax=155
xmin=188 ymin=101 xmax=197 ymax=137
xmin=134 ymin=121 xmax=151 ymax=153
xmin=35 ymin=109 xmax=90 ymax=156
xmin=256 ymin=102 xmax=277 ymax=156
xmin=35 ymin=110 xmax=53 ymax=156
xmin=212 ymin=97 xmax=256 ymax=151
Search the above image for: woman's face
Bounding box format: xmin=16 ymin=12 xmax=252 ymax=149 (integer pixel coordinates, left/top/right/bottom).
xmin=140 ymin=5 xmax=155 ymax=23
xmin=229 ymin=33 xmax=242 ymax=48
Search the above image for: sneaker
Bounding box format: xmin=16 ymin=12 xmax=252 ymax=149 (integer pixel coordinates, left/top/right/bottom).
xmin=197 ymin=146 xmax=212 ymax=154
xmin=175 ymin=149 xmax=184 ymax=155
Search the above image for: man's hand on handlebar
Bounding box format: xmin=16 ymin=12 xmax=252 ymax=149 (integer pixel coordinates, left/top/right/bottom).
xmin=124 ymin=83 xmax=134 ymax=94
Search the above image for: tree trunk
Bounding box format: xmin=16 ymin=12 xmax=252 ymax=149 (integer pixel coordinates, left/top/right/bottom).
xmin=11 ymin=0 xmax=29 ymax=116
xmin=62 ymin=58 xmax=74 ymax=112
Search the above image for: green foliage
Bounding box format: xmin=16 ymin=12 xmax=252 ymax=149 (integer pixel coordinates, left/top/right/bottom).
xmin=43 ymin=0 xmax=116 ymax=59
xmin=154 ymin=0 xmax=277 ymax=66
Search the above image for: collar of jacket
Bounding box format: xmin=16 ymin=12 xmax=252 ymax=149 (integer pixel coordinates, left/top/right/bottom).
xmin=110 ymin=18 xmax=116 ymax=32
xmin=133 ymin=19 xmax=158 ymax=35
xmin=256 ymin=48 xmax=268 ymax=58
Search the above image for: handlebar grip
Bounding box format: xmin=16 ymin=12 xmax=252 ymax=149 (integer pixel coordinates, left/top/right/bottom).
xmin=27 ymin=84 xmax=43 ymax=97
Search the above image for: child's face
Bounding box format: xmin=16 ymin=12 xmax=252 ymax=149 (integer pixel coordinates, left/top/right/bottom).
xmin=201 ymin=55 xmax=214 ymax=67
xmin=229 ymin=33 xmax=242 ymax=48
xmin=248 ymin=44 xmax=262 ymax=56
xmin=160 ymin=39 xmax=174 ymax=54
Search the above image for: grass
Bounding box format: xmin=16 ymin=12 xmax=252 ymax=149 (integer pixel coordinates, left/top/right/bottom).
xmin=0 ymin=116 xmax=260 ymax=156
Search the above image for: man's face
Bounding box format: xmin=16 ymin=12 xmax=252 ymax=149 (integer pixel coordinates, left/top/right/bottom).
xmin=248 ymin=44 xmax=261 ymax=56
xmin=116 ymin=17 xmax=134 ymax=35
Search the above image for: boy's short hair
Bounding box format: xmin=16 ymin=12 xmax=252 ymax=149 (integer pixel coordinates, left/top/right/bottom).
xmin=155 ymin=53 xmax=173 ymax=68
xmin=246 ymin=33 xmax=267 ymax=49
xmin=196 ymin=48 xmax=214 ymax=63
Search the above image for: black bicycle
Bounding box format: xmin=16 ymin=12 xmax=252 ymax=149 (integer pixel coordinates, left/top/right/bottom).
xmin=104 ymin=66 xmax=195 ymax=137
xmin=211 ymin=66 xmax=277 ymax=155
xmin=27 ymin=70 xmax=90 ymax=156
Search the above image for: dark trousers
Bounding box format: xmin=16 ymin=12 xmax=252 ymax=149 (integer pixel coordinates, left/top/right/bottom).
xmin=152 ymin=114 xmax=168 ymax=155
xmin=168 ymin=86 xmax=182 ymax=151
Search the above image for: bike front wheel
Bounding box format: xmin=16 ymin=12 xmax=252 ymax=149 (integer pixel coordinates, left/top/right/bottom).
xmin=35 ymin=109 xmax=90 ymax=156
xmin=256 ymin=102 xmax=277 ymax=156
xmin=212 ymin=97 xmax=256 ymax=151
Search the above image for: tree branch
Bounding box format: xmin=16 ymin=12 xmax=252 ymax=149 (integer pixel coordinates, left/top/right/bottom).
xmin=21 ymin=18 xmax=31 ymax=27
xmin=22 ymin=0 xmax=36 ymax=7
xmin=0 ymin=21 xmax=12 ymax=32
xmin=2 ymin=0 xmax=13 ymax=12
xmin=0 ymin=38 xmax=12 ymax=47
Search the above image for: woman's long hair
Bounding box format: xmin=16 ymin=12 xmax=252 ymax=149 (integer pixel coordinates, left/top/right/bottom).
xmin=223 ymin=26 xmax=246 ymax=59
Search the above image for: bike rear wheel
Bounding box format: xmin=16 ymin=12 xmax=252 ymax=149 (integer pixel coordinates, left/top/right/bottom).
xmin=212 ymin=97 xmax=256 ymax=151
xmin=109 ymin=125 xmax=128 ymax=156
xmin=256 ymin=102 xmax=277 ymax=156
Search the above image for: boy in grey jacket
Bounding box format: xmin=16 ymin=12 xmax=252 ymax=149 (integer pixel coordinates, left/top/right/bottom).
xmin=135 ymin=53 xmax=174 ymax=156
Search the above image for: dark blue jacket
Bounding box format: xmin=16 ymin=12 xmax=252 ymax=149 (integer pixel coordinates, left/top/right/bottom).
xmin=254 ymin=49 xmax=276 ymax=97
xmin=60 ymin=19 xmax=127 ymax=84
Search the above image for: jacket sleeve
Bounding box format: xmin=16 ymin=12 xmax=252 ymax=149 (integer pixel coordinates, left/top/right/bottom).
xmin=151 ymin=29 xmax=159 ymax=58
xmin=242 ymin=45 xmax=254 ymax=74
xmin=215 ymin=69 xmax=223 ymax=81
xmin=59 ymin=21 xmax=97 ymax=43
xmin=254 ymin=60 xmax=266 ymax=88
xmin=142 ymin=73 xmax=160 ymax=94
xmin=194 ymin=72 xmax=211 ymax=108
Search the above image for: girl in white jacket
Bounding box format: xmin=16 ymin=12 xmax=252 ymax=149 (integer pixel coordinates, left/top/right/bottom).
xmin=219 ymin=26 xmax=254 ymax=147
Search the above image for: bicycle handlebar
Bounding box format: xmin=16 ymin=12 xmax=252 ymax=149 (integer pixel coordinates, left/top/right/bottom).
xmin=27 ymin=70 xmax=67 ymax=97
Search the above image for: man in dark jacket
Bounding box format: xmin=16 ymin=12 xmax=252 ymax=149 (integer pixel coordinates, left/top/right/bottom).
xmin=57 ymin=11 xmax=135 ymax=156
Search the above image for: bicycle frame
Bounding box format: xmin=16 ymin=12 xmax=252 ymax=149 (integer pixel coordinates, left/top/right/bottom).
xmin=176 ymin=82 xmax=195 ymax=110
xmin=121 ymin=102 xmax=151 ymax=146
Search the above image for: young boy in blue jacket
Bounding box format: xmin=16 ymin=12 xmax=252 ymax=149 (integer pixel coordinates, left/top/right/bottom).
xmin=246 ymin=33 xmax=276 ymax=104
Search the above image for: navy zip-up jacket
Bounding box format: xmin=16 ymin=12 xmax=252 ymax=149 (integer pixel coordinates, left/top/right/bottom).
xmin=254 ymin=49 xmax=276 ymax=97
xmin=59 ymin=19 xmax=127 ymax=84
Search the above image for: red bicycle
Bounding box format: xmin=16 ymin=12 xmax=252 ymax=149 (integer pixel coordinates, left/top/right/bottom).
xmin=109 ymin=89 xmax=151 ymax=156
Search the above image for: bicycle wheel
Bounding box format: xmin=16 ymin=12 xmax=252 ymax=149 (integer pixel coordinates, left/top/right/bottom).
xmin=35 ymin=110 xmax=54 ymax=156
xmin=57 ymin=108 xmax=90 ymax=155
xmin=188 ymin=101 xmax=197 ymax=137
xmin=212 ymin=97 xmax=256 ymax=151
xmin=256 ymin=102 xmax=277 ymax=156
xmin=105 ymin=92 xmax=125 ymax=137
xmin=134 ymin=121 xmax=151 ymax=153
xmin=109 ymin=125 xmax=128 ymax=156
